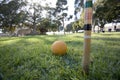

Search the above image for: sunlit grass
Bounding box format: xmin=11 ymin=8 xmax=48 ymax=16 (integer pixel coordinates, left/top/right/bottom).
xmin=0 ymin=32 xmax=120 ymax=80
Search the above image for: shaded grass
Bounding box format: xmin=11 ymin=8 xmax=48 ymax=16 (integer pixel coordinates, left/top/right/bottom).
xmin=0 ymin=32 xmax=120 ymax=80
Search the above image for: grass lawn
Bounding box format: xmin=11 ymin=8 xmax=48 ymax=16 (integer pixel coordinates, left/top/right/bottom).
xmin=0 ymin=32 xmax=120 ymax=80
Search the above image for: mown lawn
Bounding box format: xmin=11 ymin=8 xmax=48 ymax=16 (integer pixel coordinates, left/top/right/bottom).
xmin=0 ymin=32 xmax=120 ymax=80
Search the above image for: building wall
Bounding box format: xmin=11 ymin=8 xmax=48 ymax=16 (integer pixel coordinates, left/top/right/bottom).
xmin=93 ymin=23 xmax=120 ymax=32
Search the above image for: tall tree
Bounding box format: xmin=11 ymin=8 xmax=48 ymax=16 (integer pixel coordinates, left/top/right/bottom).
xmin=0 ymin=0 xmax=26 ymax=33
xmin=74 ymin=0 xmax=84 ymax=20
xmin=93 ymin=0 xmax=120 ymax=29
xmin=53 ymin=0 xmax=68 ymax=34
xmin=25 ymin=2 xmax=43 ymax=34
xmin=65 ymin=22 xmax=73 ymax=32
xmin=37 ymin=18 xmax=60 ymax=34
xmin=72 ymin=10 xmax=84 ymax=32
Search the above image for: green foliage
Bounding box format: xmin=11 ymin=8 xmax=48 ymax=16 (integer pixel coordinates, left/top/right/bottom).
xmin=0 ymin=0 xmax=26 ymax=33
xmin=53 ymin=0 xmax=71 ymax=34
xmin=26 ymin=2 xmax=44 ymax=34
xmin=40 ymin=18 xmax=51 ymax=29
xmin=73 ymin=1 xmax=84 ymax=32
xmin=65 ymin=23 xmax=73 ymax=32
xmin=55 ymin=0 xmax=68 ymax=13
xmin=79 ymin=11 xmax=84 ymax=28
xmin=74 ymin=0 xmax=84 ymax=20
xmin=93 ymin=0 xmax=120 ymax=27
xmin=72 ymin=21 xmax=80 ymax=32
xmin=0 ymin=32 xmax=120 ymax=80
xmin=37 ymin=18 xmax=60 ymax=34
xmin=53 ymin=0 xmax=68 ymax=18
xmin=72 ymin=12 xmax=84 ymax=32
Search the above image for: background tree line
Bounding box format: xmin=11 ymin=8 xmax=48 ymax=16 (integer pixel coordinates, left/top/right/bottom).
xmin=93 ymin=0 xmax=120 ymax=32
xmin=0 ymin=0 xmax=120 ymax=35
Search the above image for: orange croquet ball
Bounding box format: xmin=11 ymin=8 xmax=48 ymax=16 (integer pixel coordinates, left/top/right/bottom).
xmin=51 ymin=40 xmax=67 ymax=55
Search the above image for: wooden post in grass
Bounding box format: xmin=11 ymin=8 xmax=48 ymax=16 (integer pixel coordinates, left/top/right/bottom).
xmin=82 ymin=0 xmax=93 ymax=75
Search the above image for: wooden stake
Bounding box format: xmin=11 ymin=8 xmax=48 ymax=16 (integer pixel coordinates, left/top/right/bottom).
xmin=82 ymin=31 xmax=91 ymax=74
xmin=82 ymin=0 xmax=93 ymax=75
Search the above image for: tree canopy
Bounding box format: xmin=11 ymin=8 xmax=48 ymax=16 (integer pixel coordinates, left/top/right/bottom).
xmin=0 ymin=0 xmax=120 ymax=34
xmin=93 ymin=0 xmax=120 ymax=27
xmin=0 ymin=0 xmax=26 ymax=33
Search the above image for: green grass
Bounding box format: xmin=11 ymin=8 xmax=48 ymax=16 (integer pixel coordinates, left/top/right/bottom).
xmin=0 ymin=32 xmax=120 ymax=80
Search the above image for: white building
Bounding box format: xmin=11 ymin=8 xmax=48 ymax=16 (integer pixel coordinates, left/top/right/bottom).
xmin=104 ymin=23 xmax=120 ymax=32
xmin=93 ymin=23 xmax=120 ymax=32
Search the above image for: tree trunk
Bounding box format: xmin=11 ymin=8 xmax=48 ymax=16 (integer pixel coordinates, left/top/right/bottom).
xmin=62 ymin=18 xmax=65 ymax=35
xmin=32 ymin=21 xmax=37 ymax=34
